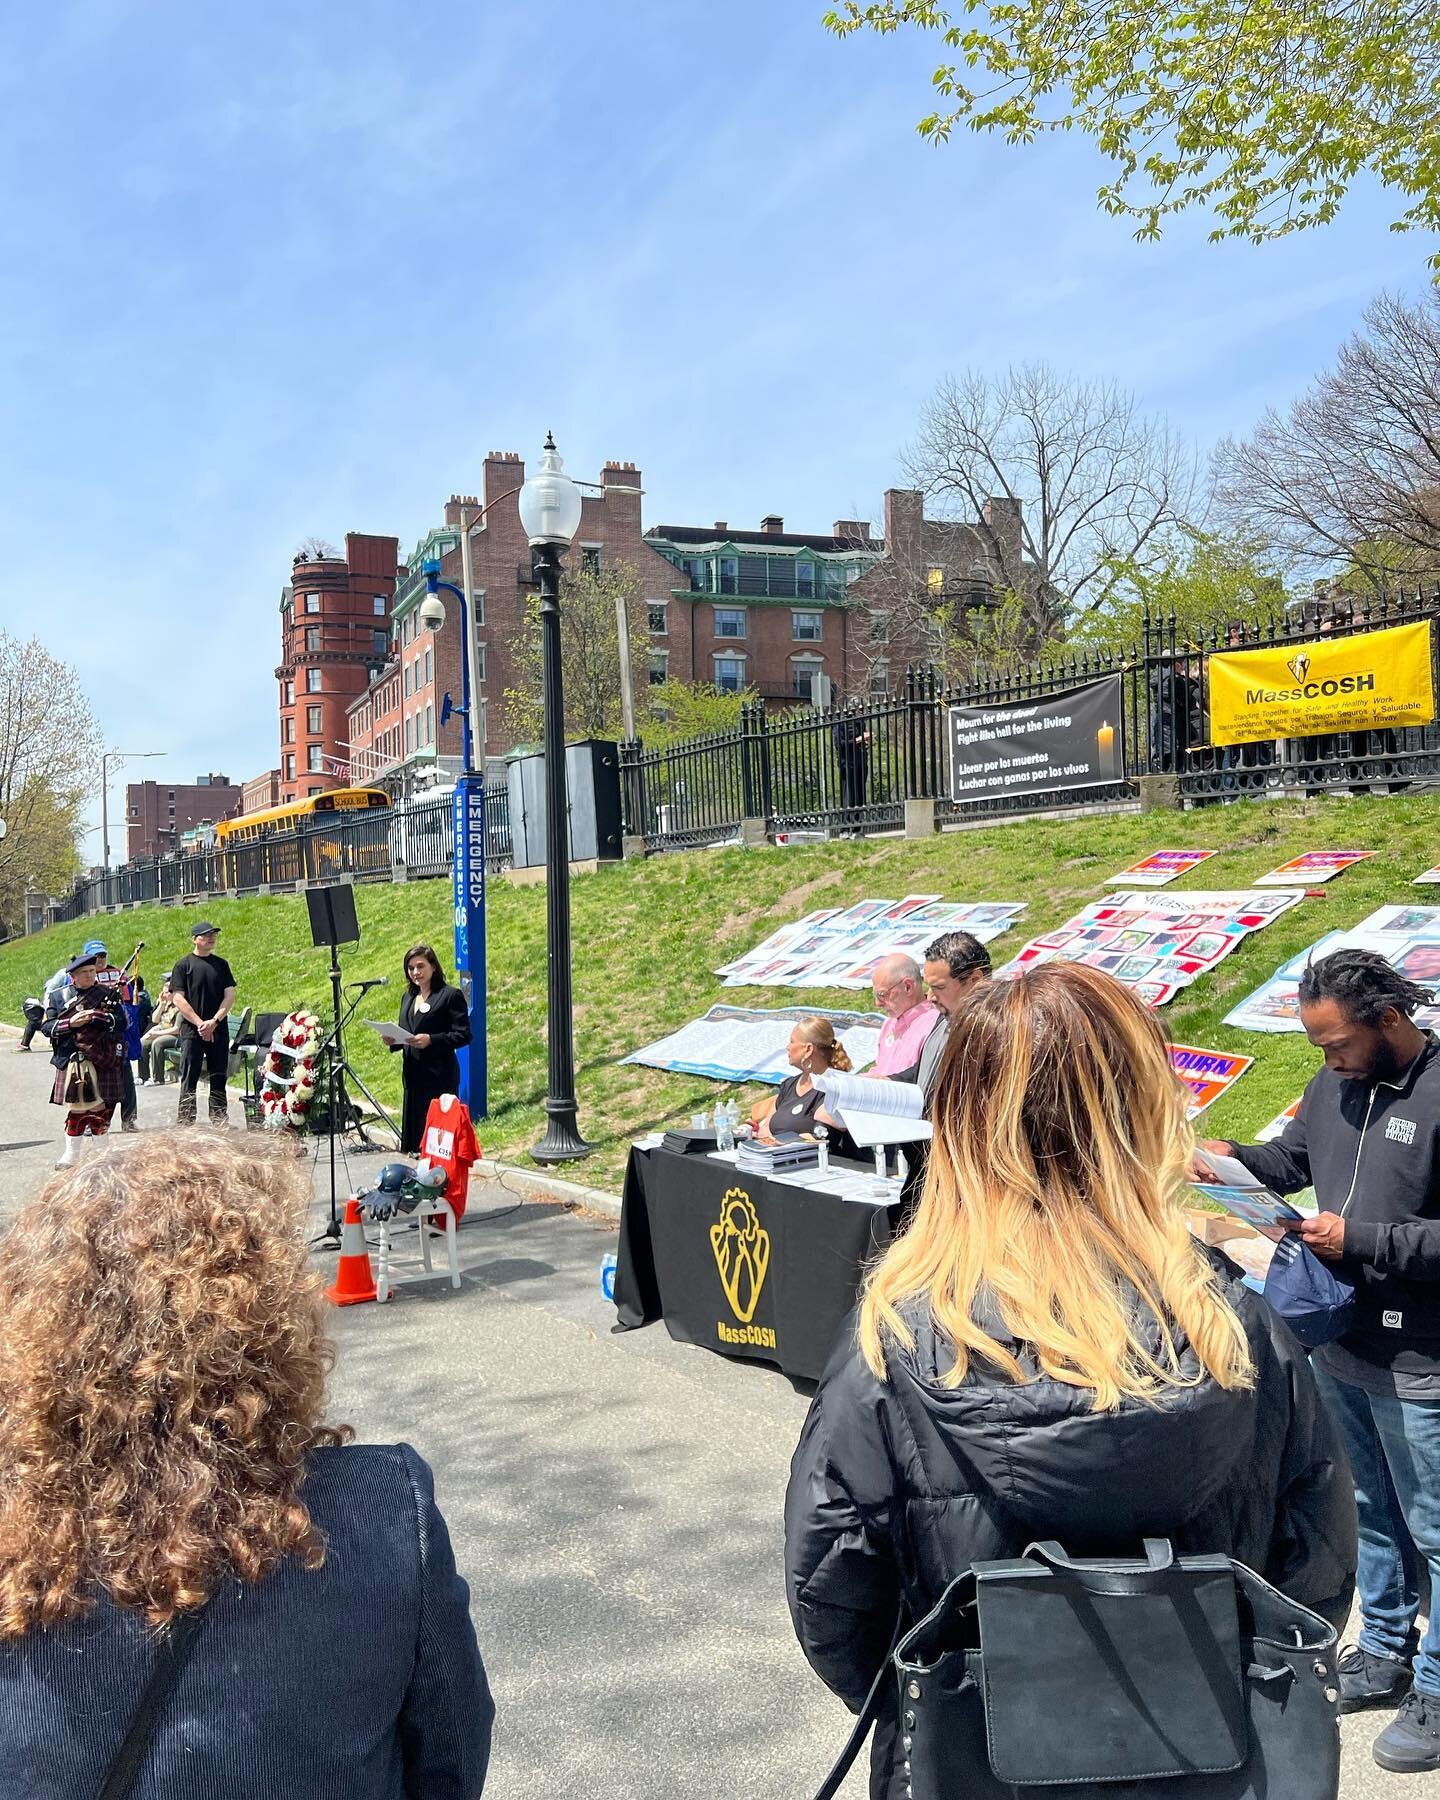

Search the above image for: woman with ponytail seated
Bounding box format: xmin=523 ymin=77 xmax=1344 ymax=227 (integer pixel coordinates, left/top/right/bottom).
xmin=749 ymin=1016 xmax=861 ymax=1159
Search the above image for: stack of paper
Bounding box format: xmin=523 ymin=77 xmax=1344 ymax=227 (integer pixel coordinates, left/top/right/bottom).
xmin=736 ymin=1137 xmax=819 ymax=1175
xmin=813 ymin=1071 xmax=931 ymax=1146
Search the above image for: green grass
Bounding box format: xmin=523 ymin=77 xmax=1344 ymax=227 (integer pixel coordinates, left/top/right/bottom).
xmin=2 ymin=791 xmax=1434 ymax=1191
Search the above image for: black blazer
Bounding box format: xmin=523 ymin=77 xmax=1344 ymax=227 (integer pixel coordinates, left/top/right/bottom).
xmin=398 ymin=984 xmax=472 ymax=1072
xmin=0 ymin=1443 xmax=493 ymax=1798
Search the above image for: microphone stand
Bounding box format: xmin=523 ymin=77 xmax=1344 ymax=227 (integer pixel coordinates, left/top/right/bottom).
xmin=311 ymin=956 xmax=402 ymax=1251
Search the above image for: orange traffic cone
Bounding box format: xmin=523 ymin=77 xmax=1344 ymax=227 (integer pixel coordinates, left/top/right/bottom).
xmin=325 ymin=1198 xmax=385 ymax=1306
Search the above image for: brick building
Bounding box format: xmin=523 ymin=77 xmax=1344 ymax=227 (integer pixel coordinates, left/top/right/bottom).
xmin=348 ymin=454 xmax=678 ymax=785
xmin=125 ymin=773 xmax=242 ymax=860
xmin=643 ymin=488 xmax=1026 ymax=703
xmin=276 ymin=533 xmax=398 ymax=804
xmin=241 ymin=768 xmax=280 ymax=815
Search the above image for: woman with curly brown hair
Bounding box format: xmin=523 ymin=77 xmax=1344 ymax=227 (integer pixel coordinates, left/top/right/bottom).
xmin=0 ymin=1130 xmax=493 ymax=1799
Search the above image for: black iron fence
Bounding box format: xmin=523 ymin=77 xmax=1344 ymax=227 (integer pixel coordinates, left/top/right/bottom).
xmin=44 ymin=589 xmax=1440 ymax=923
xmin=618 ymin=586 xmax=1440 ymax=849
xmin=52 ymin=785 xmax=513 ymax=923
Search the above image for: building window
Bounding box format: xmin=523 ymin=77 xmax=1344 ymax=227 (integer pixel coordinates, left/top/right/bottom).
xmin=282 ymin=717 xmax=295 ymax=743
xmin=715 ymin=606 xmax=747 ymax=640
xmin=307 ymin=745 xmax=325 ymax=773
xmin=791 ymin=610 xmax=823 ymax=642
xmin=718 ymin=556 xmax=739 ymax=595
xmin=580 ymin=546 xmax=601 ymax=576
xmin=305 ymin=593 xmax=321 ymax=614
xmin=305 ymin=668 xmax=322 ymax=693
xmin=373 ymin=629 xmax=388 ymax=654
xmin=472 ymin=589 xmax=485 ymax=625
xmin=791 ymin=658 xmax=824 ymax=700
xmin=714 ymin=654 xmax=746 ymax=693
xmin=403 ymin=662 xmax=411 ymax=698
xmin=681 ymin=555 xmax=712 ymax=592
xmin=307 ymin=704 xmax=323 ymax=733
xmin=648 ymin=651 xmax=669 ymax=685
xmin=475 ymin=644 xmax=486 ymax=685
xmin=425 ymin=703 xmax=434 ymax=745
xmin=404 ymin=716 xmax=412 ymax=755
xmin=796 ymin=561 xmax=815 ymax=598
xmin=926 ymin=566 xmax=945 ymax=593
xmin=307 ymin=785 xmax=323 ymax=797
xmin=424 ymin=646 xmax=432 ymax=686
xmin=373 ymin=595 xmax=386 ymax=615
xmin=284 ymin=680 xmax=295 ymax=705
xmin=868 ymin=611 xmax=890 ymax=643
xmin=284 ymin=754 xmax=296 ymax=781
xmin=305 ymin=625 xmax=321 ymax=652
xmin=647 ymin=601 xmax=668 ymax=635
xmin=869 ymin=662 xmax=891 ymax=695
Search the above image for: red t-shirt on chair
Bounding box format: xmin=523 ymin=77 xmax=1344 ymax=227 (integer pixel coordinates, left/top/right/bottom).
xmin=420 ymin=1095 xmax=480 ymax=1224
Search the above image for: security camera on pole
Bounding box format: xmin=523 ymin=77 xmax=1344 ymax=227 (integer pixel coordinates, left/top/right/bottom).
xmin=420 ymin=519 xmax=489 ymax=1116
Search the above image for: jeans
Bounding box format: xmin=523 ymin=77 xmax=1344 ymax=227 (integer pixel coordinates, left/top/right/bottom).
xmin=139 ymin=1027 xmax=178 ymax=1082
xmin=1315 ymin=1365 xmax=1440 ymax=1694
xmin=177 ymin=1032 xmax=229 ymax=1124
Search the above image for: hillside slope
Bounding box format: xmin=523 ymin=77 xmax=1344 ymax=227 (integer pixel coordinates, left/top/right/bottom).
xmin=2 ymin=793 xmax=1430 ymax=1190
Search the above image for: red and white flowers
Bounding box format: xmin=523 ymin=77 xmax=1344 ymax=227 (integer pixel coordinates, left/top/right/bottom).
xmin=258 ymin=1009 xmax=322 ymax=1131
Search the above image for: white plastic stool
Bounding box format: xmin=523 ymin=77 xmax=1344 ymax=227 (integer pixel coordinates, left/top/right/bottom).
xmin=373 ymin=1192 xmax=461 ymax=1303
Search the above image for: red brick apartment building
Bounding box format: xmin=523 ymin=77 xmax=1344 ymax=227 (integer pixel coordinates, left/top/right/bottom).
xmin=276 ymin=533 xmax=398 ymax=803
xmin=125 ymin=774 xmax=242 ymax=860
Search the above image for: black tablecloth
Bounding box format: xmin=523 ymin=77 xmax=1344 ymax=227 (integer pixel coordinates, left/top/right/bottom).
xmin=612 ymin=1144 xmax=896 ymax=1382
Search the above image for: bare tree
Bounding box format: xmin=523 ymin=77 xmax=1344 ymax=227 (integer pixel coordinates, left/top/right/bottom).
xmin=906 ymin=364 xmax=1201 ymax=630
xmin=0 ymin=633 xmax=102 ymax=929
xmin=1213 ymin=289 xmax=1440 ymax=592
xmin=294 ymin=535 xmax=341 ymax=561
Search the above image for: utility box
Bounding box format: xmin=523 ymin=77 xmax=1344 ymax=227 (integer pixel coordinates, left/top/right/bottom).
xmin=507 ymin=739 xmax=623 ymax=869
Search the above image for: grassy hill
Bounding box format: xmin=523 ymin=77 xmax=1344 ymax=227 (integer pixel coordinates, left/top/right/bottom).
xmin=2 ymin=791 xmax=1432 ymax=1191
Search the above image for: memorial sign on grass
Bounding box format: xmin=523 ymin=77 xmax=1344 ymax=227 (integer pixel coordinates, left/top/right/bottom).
xmin=1256 ymin=1098 xmax=1302 ymax=1143
xmin=948 ymin=676 xmax=1124 ymax=806
xmin=1225 ymin=905 xmax=1440 ymax=1033
xmin=1253 ymin=850 xmax=1375 ymax=886
xmin=1170 ymin=1045 xmax=1252 ymax=1119
xmin=624 ymin=1004 xmax=884 ymax=1084
xmin=1103 ymin=850 xmax=1217 ymax=888
xmin=998 ymin=889 xmax=1303 ymax=1006
xmin=716 ymin=896 xmax=1026 ymax=990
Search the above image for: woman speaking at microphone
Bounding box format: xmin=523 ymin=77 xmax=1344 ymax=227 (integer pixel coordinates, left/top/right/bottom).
xmin=394 ymin=943 xmax=472 ymax=1153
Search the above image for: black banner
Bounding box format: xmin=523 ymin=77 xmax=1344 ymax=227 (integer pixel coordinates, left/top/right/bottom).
xmin=948 ymin=675 xmax=1125 ymax=805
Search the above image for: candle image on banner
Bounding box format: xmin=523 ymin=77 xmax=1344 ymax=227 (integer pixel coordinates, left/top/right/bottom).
xmin=1096 ymin=718 xmax=1119 ymax=778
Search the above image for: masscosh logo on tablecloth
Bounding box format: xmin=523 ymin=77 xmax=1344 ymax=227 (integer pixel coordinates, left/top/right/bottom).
xmin=710 ymin=1188 xmax=775 ymax=1347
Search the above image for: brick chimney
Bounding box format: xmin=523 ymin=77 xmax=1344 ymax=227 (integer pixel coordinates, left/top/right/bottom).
xmin=833 ymin=519 xmax=872 ymax=547
xmin=980 ymin=494 xmax=1023 ymax=576
xmin=881 ymin=489 xmax=923 ymax=565
xmin=761 ymin=514 xmax=784 ymax=535
xmin=443 ymin=493 xmax=480 ymax=528
xmin=483 ymin=451 xmax=524 ymax=514
xmin=713 ymin=521 xmax=728 ymax=534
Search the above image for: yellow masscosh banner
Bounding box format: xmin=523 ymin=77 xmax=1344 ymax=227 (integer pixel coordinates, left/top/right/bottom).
xmin=1207 ymin=620 xmax=1436 ymax=747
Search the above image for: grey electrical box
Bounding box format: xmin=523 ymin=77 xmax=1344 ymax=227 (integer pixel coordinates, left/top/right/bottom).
xmin=506 ymin=739 xmax=623 ymax=869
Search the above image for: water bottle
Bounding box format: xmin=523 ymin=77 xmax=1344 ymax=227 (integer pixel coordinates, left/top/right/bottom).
xmin=600 ymin=1252 xmax=617 ymax=1303
xmin=716 ymin=1102 xmax=735 ymax=1153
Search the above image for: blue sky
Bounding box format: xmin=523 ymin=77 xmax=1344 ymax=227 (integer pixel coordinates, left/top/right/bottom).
xmin=0 ymin=0 xmax=1431 ymax=852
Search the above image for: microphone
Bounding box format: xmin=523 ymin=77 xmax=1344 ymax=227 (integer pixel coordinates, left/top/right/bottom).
xmin=348 ymin=977 xmax=390 ymax=993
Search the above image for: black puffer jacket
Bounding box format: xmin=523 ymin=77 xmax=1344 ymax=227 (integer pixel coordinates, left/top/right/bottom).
xmin=784 ymin=1252 xmax=1356 ymax=1800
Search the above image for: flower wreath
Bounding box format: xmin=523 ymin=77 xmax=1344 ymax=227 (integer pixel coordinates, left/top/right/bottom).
xmin=258 ymin=1009 xmax=323 ymax=1131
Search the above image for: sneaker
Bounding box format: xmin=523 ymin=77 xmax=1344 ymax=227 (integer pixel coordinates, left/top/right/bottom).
xmin=121 ymin=1119 xmax=139 ymax=1133
xmin=1375 ymin=1690 xmax=1440 ymax=1773
xmin=14 ymin=1043 xmax=31 ymax=1052
xmin=1340 ymin=1643 xmax=1414 ymax=1714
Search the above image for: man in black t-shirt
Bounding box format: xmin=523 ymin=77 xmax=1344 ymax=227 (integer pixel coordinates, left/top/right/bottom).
xmin=171 ymin=921 xmax=237 ymax=1125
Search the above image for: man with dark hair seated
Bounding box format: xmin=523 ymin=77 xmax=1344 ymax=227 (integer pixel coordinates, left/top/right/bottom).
xmin=907 ymin=930 xmax=992 ymax=1095
xmin=1196 ymin=948 xmax=1440 ymax=1774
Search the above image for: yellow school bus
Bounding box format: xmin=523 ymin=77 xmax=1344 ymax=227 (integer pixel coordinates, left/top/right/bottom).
xmin=216 ymin=788 xmax=391 ymax=885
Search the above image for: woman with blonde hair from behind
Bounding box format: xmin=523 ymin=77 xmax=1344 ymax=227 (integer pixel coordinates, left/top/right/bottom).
xmin=785 ymin=963 xmax=1356 ymax=1800
xmin=0 ymin=1130 xmax=493 ymax=1799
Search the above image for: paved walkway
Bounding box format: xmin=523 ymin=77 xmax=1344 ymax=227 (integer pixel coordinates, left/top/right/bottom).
xmin=0 ymin=1038 xmax=1416 ymax=1796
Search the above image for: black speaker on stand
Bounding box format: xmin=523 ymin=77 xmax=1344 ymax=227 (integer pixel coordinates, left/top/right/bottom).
xmin=306 ymin=883 xmax=399 ymax=1247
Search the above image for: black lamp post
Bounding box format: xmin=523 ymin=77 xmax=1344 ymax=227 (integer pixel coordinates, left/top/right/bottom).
xmin=518 ymin=433 xmax=592 ymax=1164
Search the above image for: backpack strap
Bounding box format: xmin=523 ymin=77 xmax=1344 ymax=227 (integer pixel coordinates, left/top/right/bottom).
xmin=97 ymin=1607 xmax=208 ymax=1800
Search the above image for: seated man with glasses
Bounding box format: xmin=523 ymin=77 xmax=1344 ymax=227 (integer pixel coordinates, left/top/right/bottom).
xmin=868 ymin=955 xmax=941 ymax=1083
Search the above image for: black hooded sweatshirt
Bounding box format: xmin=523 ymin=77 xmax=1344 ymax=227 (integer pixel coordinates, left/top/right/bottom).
xmin=784 ymin=1253 xmax=1356 ymax=1800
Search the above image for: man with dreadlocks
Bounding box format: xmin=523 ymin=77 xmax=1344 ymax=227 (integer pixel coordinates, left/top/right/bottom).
xmin=1198 ymin=948 xmax=1440 ymax=1775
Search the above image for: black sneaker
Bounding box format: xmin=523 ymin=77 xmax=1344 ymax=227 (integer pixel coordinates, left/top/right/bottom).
xmin=1375 ymin=1690 xmax=1440 ymax=1773
xmin=1339 ymin=1643 xmax=1414 ymax=1714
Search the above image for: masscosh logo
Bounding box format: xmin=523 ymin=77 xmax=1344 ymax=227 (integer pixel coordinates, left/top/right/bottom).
xmin=710 ymin=1187 xmax=776 ymax=1348
xmin=1286 ymin=649 xmax=1311 ymax=685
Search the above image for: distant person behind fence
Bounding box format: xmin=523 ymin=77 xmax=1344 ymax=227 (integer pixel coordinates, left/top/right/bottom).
xmin=0 ymin=1130 xmax=494 ymax=1798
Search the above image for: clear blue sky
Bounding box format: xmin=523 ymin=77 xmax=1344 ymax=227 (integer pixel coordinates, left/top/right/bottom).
xmin=0 ymin=0 xmax=1430 ymax=849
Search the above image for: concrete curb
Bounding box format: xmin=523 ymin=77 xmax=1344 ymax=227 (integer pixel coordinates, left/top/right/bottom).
xmin=474 ymin=1156 xmax=622 ymax=1221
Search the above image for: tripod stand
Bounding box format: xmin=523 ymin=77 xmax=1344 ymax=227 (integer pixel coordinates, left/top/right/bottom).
xmin=312 ymin=946 xmax=401 ymax=1248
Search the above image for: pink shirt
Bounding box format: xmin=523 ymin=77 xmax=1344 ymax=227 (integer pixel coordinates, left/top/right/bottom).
xmin=874 ymin=999 xmax=941 ymax=1076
